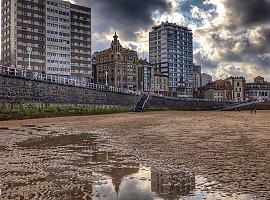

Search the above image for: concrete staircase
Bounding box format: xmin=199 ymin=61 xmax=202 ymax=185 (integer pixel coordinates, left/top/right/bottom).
xmin=134 ymin=94 xmax=150 ymax=112
xmin=221 ymin=100 xmax=264 ymax=111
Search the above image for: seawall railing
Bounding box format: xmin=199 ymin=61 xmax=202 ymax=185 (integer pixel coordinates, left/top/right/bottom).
xmin=0 ymin=66 xmax=140 ymax=96
xmin=0 ymin=65 xmax=238 ymax=104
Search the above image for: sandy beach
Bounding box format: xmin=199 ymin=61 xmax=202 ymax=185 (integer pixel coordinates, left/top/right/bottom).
xmin=0 ymin=111 xmax=269 ymax=199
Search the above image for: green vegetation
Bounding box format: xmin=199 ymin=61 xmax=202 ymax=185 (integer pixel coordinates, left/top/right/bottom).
xmin=0 ymin=102 xmax=133 ymax=120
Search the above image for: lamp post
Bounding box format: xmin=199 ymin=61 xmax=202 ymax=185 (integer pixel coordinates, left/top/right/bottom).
xmin=27 ymin=46 xmax=32 ymax=70
xmin=105 ymin=71 xmax=108 ymax=86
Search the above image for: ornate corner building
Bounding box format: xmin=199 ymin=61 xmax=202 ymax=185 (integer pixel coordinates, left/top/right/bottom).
xmin=92 ymin=33 xmax=139 ymax=91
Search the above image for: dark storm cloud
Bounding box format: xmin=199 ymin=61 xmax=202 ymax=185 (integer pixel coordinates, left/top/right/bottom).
xmin=194 ymin=51 xmax=218 ymax=69
xmin=252 ymin=55 xmax=270 ymax=68
xmin=181 ymin=0 xmax=217 ymax=24
xmin=75 ymin=0 xmax=172 ymax=39
xmin=72 ymin=0 xmax=269 ymax=77
xmin=128 ymin=43 xmax=138 ymax=51
xmin=243 ymin=28 xmax=270 ymax=55
xmin=223 ymin=27 xmax=270 ymax=67
xmin=224 ymin=0 xmax=270 ymax=27
xmin=195 ymin=0 xmax=270 ymax=77
xmin=210 ymin=33 xmax=235 ymax=49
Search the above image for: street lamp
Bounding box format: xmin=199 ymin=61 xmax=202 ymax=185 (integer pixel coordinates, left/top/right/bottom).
xmin=27 ymin=45 xmax=32 ymax=70
xmin=105 ymin=71 xmax=108 ymax=86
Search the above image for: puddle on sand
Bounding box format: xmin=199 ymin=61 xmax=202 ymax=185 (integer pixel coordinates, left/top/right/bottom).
xmin=92 ymin=165 xmax=195 ymax=200
xmin=1 ymin=131 xmax=256 ymax=200
xmin=91 ymin=166 xmax=255 ymax=200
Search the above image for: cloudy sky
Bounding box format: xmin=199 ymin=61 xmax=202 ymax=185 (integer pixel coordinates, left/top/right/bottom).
xmin=70 ymin=0 xmax=270 ymax=81
xmin=1 ymin=0 xmax=270 ymax=81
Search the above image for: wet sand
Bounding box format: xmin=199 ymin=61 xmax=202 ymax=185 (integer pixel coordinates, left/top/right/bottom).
xmin=0 ymin=111 xmax=269 ymax=199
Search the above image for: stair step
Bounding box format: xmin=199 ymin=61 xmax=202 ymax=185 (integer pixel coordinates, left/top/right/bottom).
xmin=134 ymin=94 xmax=150 ymax=112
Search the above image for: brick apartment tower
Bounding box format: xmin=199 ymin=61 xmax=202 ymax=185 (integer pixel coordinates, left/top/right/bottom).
xmin=1 ymin=0 xmax=92 ymax=82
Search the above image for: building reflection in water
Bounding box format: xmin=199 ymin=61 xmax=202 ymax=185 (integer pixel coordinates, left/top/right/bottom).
xmin=17 ymin=133 xmax=195 ymax=199
xmin=151 ymin=168 xmax=195 ymax=199
xmin=91 ymin=162 xmax=195 ymax=200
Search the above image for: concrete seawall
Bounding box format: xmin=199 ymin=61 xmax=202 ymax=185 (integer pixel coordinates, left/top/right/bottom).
xmin=147 ymin=96 xmax=231 ymax=111
xmin=0 ymin=75 xmax=229 ymax=111
xmin=0 ymin=75 xmax=139 ymax=108
xmin=1 ymin=74 xmax=269 ymax=112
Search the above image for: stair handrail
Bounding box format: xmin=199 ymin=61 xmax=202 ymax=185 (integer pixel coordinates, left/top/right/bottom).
xmin=141 ymin=94 xmax=150 ymax=110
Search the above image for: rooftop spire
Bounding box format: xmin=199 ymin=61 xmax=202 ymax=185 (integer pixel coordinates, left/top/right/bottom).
xmin=113 ymin=31 xmax=118 ymax=41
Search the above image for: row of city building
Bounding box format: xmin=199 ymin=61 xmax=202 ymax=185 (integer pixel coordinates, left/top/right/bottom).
xmin=1 ymin=0 xmax=267 ymax=100
xmin=1 ymin=0 xmax=206 ymax=98
xmin=196 ymin=76 xmax=270 ymax=101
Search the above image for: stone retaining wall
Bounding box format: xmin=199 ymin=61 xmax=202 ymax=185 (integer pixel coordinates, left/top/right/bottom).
xmin=1 ymin=75 xmax=268 ymax=111
xmin=0 ymin=75 xmax=139 ymax=108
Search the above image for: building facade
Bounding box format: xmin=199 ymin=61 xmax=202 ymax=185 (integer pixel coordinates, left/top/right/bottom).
xmin=70 ymin=3 xmax=91 ymax=81
xmin=93 ymin=33 xmax=138 ymax=90
xmin=196 ymin=79 xmax=232 ymax=101
xmin=154 ymin=69 xmax=169 ymax=96
xmin=138 ymin=59 xmax=155 ymax=93
xmin=201 ymin=73 xmax=212 ymax=86
xmin=245 ymin=76 xmax=270 ymax=100
xmin=149 ymin=21 xmax=194 ymax=97
xmin=46 ymin=0 xmax=71 ymax=77
xmin=1 ymin=0 xmax=92 ymax=81
xmin=2 ymin=0 xmax=46 ymax=71
xmin=193 ymin=64 xmax=201 ymax=91
xmin=228 ymin=76 xmax=245 ymax=101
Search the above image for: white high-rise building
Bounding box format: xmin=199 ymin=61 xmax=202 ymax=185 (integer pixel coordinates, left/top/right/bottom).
xmin=149 ymin=21 xmax=194 ymax=97
xmin=46 ymin=0 xmax=71 ymax=76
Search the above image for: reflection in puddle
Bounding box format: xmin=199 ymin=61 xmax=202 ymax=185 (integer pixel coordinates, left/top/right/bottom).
xmin=92 ymin=166 xmax=195 ymax=200
xmin=17 ymin=133 xmax=96 ymax=149
xmin=1 ymin=130 xmax=255 ymax=200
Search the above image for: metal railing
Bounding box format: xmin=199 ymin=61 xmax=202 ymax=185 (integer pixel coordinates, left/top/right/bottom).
xmin=0 ymin=66 xmax=141 ymax=96
xmin=149 ymin=92 xmax=237 ymax=103
xmin=0 ymin=65 xmax=241 ymax=104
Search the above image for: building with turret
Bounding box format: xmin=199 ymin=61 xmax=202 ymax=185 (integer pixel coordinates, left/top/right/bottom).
xmin=93 ymin=33 xmax=138 ymax=90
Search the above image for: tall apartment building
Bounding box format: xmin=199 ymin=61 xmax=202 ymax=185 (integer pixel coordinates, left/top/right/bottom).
xmin=70 ymin=3 xmax=91 ymax=82
xmin=46 ymin=0 xmax=71 ymax=77
xmin=149 ymin=21 xmax=194 ymax=97
xmin=2 ymin=0 xmax=46 ymax=71
xmin=1 ymin=0 xmax=91 ymax=81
